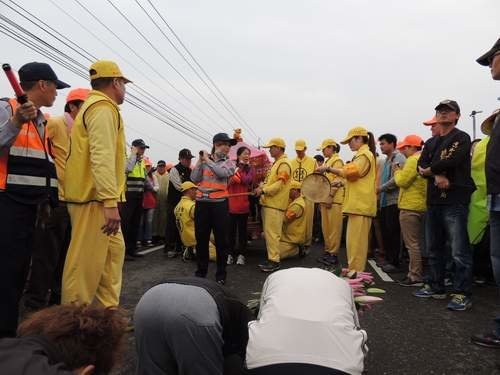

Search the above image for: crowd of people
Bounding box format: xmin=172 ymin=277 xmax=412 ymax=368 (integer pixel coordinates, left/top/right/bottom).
xmin=0 ymin=36 xmax=499 ymax=374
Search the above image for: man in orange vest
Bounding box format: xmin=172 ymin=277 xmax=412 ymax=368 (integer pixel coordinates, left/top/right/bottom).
xmin=0 ymin=62 xmax=69 ymax=337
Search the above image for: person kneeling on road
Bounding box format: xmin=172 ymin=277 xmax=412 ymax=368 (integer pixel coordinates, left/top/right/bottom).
xmin=245 ymin=267 xmax=367 ymax=375
xmin=134 ymin=277 xmax=252 ymax=375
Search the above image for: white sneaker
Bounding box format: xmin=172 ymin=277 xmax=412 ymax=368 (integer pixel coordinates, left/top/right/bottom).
xmin=227 ymin=254 xmax=234 ymax=265
xmin=236 ymin=255 xmax=246 ymax=265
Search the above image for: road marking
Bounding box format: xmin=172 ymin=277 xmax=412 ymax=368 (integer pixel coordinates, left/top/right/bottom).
xmin=367 ymin=259 xmax=394 ymax=282
xmin=137 ymin=245 xmax=164 ymax=255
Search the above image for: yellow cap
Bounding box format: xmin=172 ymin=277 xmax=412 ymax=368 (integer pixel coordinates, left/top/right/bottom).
xmin=181 ymin=181 xmax=198 ymax=192
xmin=316 ymin=138 xmax=337 ymax=151
xmin=290 ymin=180 xmax=302 ymax=190
xmin=262 ymin=137 xmax=286 ymax=149
xmin=89 ymin=60 xmax=131 ymax=83
xmin=294 ymin=139 xmax=307 ymax=151
xmin=340 ymin=126 xmax=369 ymax=144
xmin=481 ymin=108 xmax=500 ymax=136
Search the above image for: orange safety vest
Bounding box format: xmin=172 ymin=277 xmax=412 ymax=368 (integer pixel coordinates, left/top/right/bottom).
xmin=0 ymin=98 xmax=58 ymax=205
xmin=196 ymin=167 xmax=229 ymax=200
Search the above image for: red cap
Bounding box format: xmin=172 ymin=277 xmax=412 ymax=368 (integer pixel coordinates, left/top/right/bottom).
xmin=423 ymin=116 xmax=437 ymax=126
xmin=397 ymin=135 xmax=424 ymax=150
xmin=66 ymin=88 xmax=90 ymax=103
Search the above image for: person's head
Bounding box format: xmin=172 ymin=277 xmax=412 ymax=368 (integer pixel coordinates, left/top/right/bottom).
xmin=294 ymin=139 xmax=307 ymax=159
xmin=378 ymin=134 xmax=397 ymax=156
xmin=89 ymin=60 xmax=131 ymax=105
xmin=471 ymin=138 xmax=482 ymax=157
xmin=317 ymin=139 xmax=339 ymax=158
xmin=434 ymin=100 xmax=460 ymax=127
xmin=156 ymin=160 xmax=167 ymax=174
xmin=262 ymin=138 xmax=286 ymax=159
xmin=18 ymin=62 xmax=70 ymax=108
xmin=289 ymin=181 xmax=301 ymax=200
xmin=64 ymin=88 xmax=90 ymax=120
xmin=181 ymin=181 xmax=198 ymax=200
xmin=178 ymin=148 xmax=194 ymax=167
xmin=236 ymin=146 xmax=251 ymax=164
xmin=476 ymin=37 xmax=500 ymax=80
xmin=341 ymin=126 xmax=376 ymax=157
xmin=314 ymin=154 xmax=325 ymax=167
xmin=423 ymin=116 xmax=441 ymax=136
xmin=132 ymin=139 xmax=149 ymax=156
xmin=17 ymin=304 xmax=127 ymax=375
xmin=212 ymin=133 xmax=237 ymax=157
xmin=396 ymin=134 xmax=424 ymax=158
xmin=144 ymin=157 xmax=153 ymax=173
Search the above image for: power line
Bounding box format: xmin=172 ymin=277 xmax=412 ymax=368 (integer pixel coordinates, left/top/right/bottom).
xmin=0 ymin=14 xmax=212 ymax=145
xmin=72 ymin=0 xmax=224 ymax=133
xmin=104 ymin=0 xmax=235 ymax=131
xmin=0 ymin=2 xmax=213 ymax=144
xmin=46 ymin=0 xmax=217 ymax=135
xmin=146 ymin=0 xmax=260 ymax=142
xmin=135 ymin=0 xmax=258 ymax=143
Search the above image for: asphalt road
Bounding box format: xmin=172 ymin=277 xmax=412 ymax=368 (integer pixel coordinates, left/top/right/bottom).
xmin=116 ymin=240 xmax=500 ymax=375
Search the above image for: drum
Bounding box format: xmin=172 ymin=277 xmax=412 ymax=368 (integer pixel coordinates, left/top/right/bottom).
xmin=301 ymin=173 xmax=332 ymax=203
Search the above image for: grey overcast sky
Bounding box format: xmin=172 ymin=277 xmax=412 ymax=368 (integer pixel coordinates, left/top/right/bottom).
xmin=0 ymin=0 xmax=499 ymax=162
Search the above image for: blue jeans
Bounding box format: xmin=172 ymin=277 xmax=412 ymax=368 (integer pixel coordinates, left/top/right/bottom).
xmin=426 ymin=204 xmax=473 ymax=295
xmin=489 ymin=211 xmax=500 ymax=336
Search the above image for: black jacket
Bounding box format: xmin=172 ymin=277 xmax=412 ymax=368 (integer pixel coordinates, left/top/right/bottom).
xmin=486 ymin=113 xmax=500 ymax=195
xmin=162 ymin=277 xmax=252 ymax=357
xmin=418 ymin=128 xmax=475 ymax=205
xmin=167 ymin=163 xmax=192 ymax=204
xmin=0 ymin=336 xmax=72 ymax=375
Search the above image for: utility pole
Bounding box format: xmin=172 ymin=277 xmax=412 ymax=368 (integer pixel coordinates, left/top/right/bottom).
xmin=470 ymin=110 xmax=482 ymax=139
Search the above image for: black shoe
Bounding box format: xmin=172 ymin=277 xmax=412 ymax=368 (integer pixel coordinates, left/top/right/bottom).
xmin=471 ymin=332 xmax=500 ymax=348
xmin=298 ymin=245 xmax=309 ymax=258
xmin=398 ymin=277 xmax=424 ymax=287
xmin=216 ymin=279 xmax=226 ymax=286
xmin=125 ymin=254 xmax=135 ymax=261
xmin=258 ymin=260 xmax=280 ymax=273
xmin=382 ymin=264 xmax=401 ymax=273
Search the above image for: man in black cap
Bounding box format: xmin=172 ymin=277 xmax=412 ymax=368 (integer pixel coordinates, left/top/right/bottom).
xmin=121 ymin=139 xmax=149 ymax=260
xmin=0 ymin=62 xmax=69 ymax=337
xmin=415 ymin=99 xmax=476 ymax=312
xmin=471 ymin=37 xmax=500 ymax=349
xmin=191 ymin=133 xmax=236 ymax=284
xmin=165 ymin=148 xmax=194 ymax=257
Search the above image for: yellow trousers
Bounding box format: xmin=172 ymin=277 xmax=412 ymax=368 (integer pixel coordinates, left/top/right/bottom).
xmin=304 ymin=198 xmax=314 ymax=246
xmin=262 ymin=206 xmax=285 ymax=263
xmin=62 ymin=202 xmax=125 ymax=307
xmin=320 ymin=203 xmax=343 ymax=254
xmin=279 ymin=241 xmax=299 ymax=260
xmin=345 ymin=214 xmax=372 ymax=272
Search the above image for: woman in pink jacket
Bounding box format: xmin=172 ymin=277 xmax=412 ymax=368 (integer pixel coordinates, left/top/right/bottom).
xmin=227 ymin=146 xmax=255 ymax=265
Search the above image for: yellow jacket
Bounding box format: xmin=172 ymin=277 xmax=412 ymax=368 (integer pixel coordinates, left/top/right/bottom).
xmin=291 ymin=155 xmax=316 ymax=182
xmin=281 ymin=195 xmax=306 ymax=244
xmin=174 ymin=196 xmax=196 ymax=247
xmin=324 ymin=154 xmax=345 ymax=205
xmin=260 ymin=154 xmax=292 ymax=211
xmin=394 ymin=153 xmax=427 ymax=212
xmin=342 ymin=144 xmax=377 ymax=217
xmin=65 ymin=90 xmax=127 ymax=208
xmin=47 ymin=114 xmax=70 ymax=201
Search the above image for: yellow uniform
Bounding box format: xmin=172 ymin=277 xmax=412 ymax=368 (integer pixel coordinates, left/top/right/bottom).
xmin=320 ymin=154 xmax=345 ymax=255
xmin=62 ymin=90 xmax=127 ymax=307
xmin=260 ymin=154 xmax=292 ymax=263
xmin=174 ymin=196 xmax=196 ymax=247
xmin=279 ymin=195 xmax=306 ymax=259
xmin=46 ymin=115 xmax=70 ymax=200
xmin=291 ymin=155 xmax=317 ymax=246
xmin=340 ymin=144 xmax=376 ymax=272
